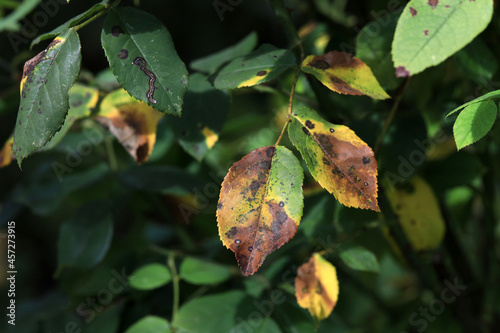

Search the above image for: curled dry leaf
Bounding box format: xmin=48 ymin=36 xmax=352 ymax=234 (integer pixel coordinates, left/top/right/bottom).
xmin=295 ymin=253 xmax=339 ymax=323
xmin=217 ymin=145 xmax=304 ymax=276
xmin=95 ymin=89 xmax=164 ymax=164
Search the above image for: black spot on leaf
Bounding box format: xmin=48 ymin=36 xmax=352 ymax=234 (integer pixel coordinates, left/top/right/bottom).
xmin=111 ymin=25 xmax=124 ymax=37
xmin=256 ymin=70 xmax=267 ymax=76
xmin=311 ymin=60 xmax=329 ymax=70
xmin=305 ymin=120 xmax=315 ymax=129
xmin=362 ymin=156 xmax=371 ymax=165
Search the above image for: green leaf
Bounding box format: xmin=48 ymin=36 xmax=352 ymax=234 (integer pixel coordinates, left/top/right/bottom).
xmin=232 ymin=317 xmax=282 ymax=333
xmin=214 ymin=44 xmax=296 ymax=89
xmin=170 ymin=73 xmax=229 ymax=161
xmin=392 ymin=0 xmax=493 ymax=77
xmin=101 ymin=7 xmax=188 ymax=115
xmin=453 ymin=100 xmax=497 ymax=150
xmin=43 ymin=84 xmax=99 ymax=150
xmin=30 ymin=0 xmax=109 ymax=48
xmin=125 ymin=316 xmax=171 ymax=333
xmin=129 ymin=263 xmax=172 ymax=290
xmin=180 ymin=256 xmax=233 ymax=285
xmin=0 ymin=0 xmax=40 ymax=32
xmin=57 ymin=200 xmax=113 ymax=270
xmin=172 ymin=291 xmax=249 ymax=333
xmin=447 ymin=90 xmax=500 ymax=117
xmin=190 ymin=31 xmax=258 ymax=74
xmin=13 ymin=28 xmax=81 ymax=166
xmin=338 ymin=245 xmax=380 ymax=273
xmin=454 ymin=38 xmax=498 ymax=84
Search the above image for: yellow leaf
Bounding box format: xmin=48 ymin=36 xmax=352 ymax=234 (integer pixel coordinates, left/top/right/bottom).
xmin=289 ymin=107 xmax=379 ymax=211
xmin=0 ymin=136 xmax=14 ymax=168
xmin=301 ymin=51 xmax=390 ymax=100
xmin=217 ymin=146 xmax=304 ymax=276
xmin=384 ymin=176 xmax=446 ymax=250
xmin=295 ymin=253 xmax=339 ymax=323
xmin=95 ymin=89 xmax=164 ymax=164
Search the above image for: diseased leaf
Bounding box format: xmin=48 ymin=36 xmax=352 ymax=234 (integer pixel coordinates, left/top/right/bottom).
xmin=301 ymin=51 xmax=390 ymax=100
xmin=295 ymin=253 xmax=339 ymax=323
xmin=385 ymin=176 xmax=446 ymax=251
xmin=217 ymin=145 xmax=304 ymax=276
xmin=214 ymin=44 xmax=296 ymax=89
xmin=57 ymin=200 xmax=113 ymax=270
xmin=0 ymin=136 xmax=14 ymax=168
xmin=453 ymin=100 xmax=497 ymax=150
xmin=95 ymin=89 xmax=164 ymax=164
xmin=101 ymin=7 xmax=188 ymax=115
xmin=180 ymin=256 xmax=232 ymax=285
xmin=392 ymin=0 xmax=493 ymax=77
xmin=125 ymin=316 xmax=171 ymax=333
xmin=31 ymin=0 xmax=108 ymax=48
xmin=190 ymin=31 xmax=258 ymax=74
xmin=43 ymin=84 xmax=99 ymax=150
xmin=170 ymin=73 xmax=229 ymax=161
xmin=129 ymin=263 xmax=172 ymax=290
xmin=338 ymin=244 xmax=380 ymax=273
xmin=288 ymin=107 xmax=379 ymax=211
xmin=13 ymin=28 xmax=81 ymax=166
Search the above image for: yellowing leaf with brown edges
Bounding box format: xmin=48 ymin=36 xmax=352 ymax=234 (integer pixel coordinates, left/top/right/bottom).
xmin=295 ymin=253 xmax=339 ymax=323
xmin=217 ymin=145 xmax=304 ymax=276
xmin=301 ymin=51 xmax=390 ymax=100
xmin=0 ymin=136 xmax=14 ymax=168
xmin=95 ymin=89 xmax=163 ymax=164
xmin=384 ymin=176 xmax=445 ymax=251
xmin=288 ymin=107 xmax=379 ymax=211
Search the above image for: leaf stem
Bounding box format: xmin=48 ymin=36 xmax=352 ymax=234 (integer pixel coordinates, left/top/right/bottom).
xmin=275 ymin=65 xmax=302 ymax=146
xmin=72 ymin=0 xmax=121 ymax=32
xmin=168 ymin=253 xmax=180 ymax=322
xmin=374 ymin=77 xmax=410 ymax=158
xmin=104 ymin=134 xmax=118 ymax=171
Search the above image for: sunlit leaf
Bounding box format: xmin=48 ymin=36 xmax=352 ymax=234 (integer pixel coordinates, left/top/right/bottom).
xmin=95 ymin=89 xmax=164 ymax=164
xmin=101 ymin=7 xmax=188 ymax=115
xmin=385 ymin=176 xmax=446 ymax=251
xmin=125 ymin=316 xmax=171 ymax=333
xmin=453 ymin=100 xmax=497 ymax=150
xmin=129 ymin=263 xmax=172 ymax=290
xmin=179 ymin=256 xmax=233 ymax=285
xmin=217 ymin=145 xmax=304 ymax=276
xmin=288 ymin=107 xmax=379 ymax=211
xmin=301 ymin=51 xmax=390 ymax=100
xmin=0 ymin=136 xmax=14 ymax=168
xmin=447 ymin=90 xmax=500 ymax=117
xmin=170 ymin=73 xmax=229 ymax=161
xmin=392 ymin=0 xmax=493 ymax=77
xmin=13 ymin=28 xmax=81 ymax=166
xmin=295 ymin=253 xmax=339 ymax=324
xmin=190 ymin=31 xmax=258 ymax=74
xmin=214 ymin=44 xmax=296 ymax=89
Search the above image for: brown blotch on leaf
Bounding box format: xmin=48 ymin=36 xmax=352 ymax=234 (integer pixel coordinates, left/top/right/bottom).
xmin=117 ymin=49 xmax=129 ymax=60
xmin=21 ymin=39 xmax=60 ymax=85
xmin=428 ymin=0 xmax=438 ymax=8
xmin=256 ymin=70 xmax=267 ymax=76
xmin=225 ymin=226 xmax=238 ymax=239
xmin=409 ymin=7 xmax=417 ymax=16
xmin=302 ymin=127 xmax=310 ymax=136
xmin=330 ymin=76 xmax=363 ymax=96
xmin=424 ymin=30 xmax=429 ymax=36
xmin=311 ymin=60 xmax=329 ymax=70
xmin=111 ymin=25 xmax=124 ymax=37
xmin=395 ymin=66 xmax=410 ymax=78
xmin=266 ymin=146 xmax=276 ymax=158
xmin=305 ymin=120 xmax=315 ymax=129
